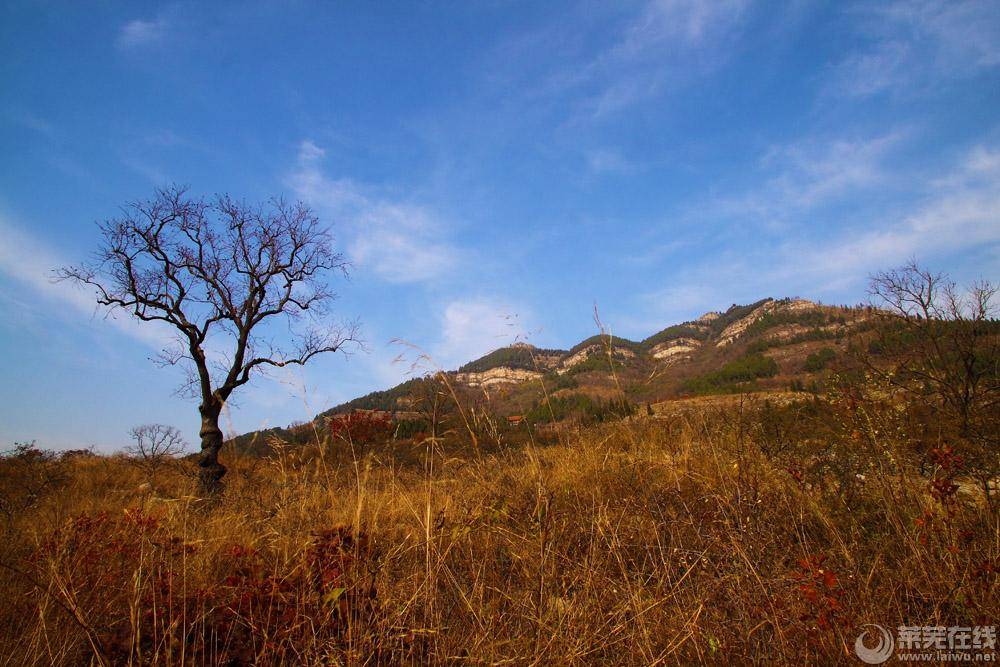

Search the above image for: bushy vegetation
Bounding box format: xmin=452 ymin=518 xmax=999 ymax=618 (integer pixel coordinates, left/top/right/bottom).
xmin=319 ymin=377 xmax=427 ymax=417
xmin=788 ymin=378 xmax=823 ymax=393
xmin=393 ymin=418 xmax=430 ymax=441
xmin=641 ymin=323 xmax=708 ymax=348
xmin=745 ymin=327 xmax=840 ymax=354
xmin=458 ymin=345 xmax=566 ymax=374
xmin=326 ymin=411 xmax=395 ymax=448
xmin=541 ymin=371 xmax=579 ymax=392
xmin=568 ymin=335 xmax=643 ymax=355
xmin=523 ymin=393 xmax=634 ymax=426
xmin=803 ymin=347 xmax=837 ymax=372
xmin=743 ymin=305 xmax=843 ymax=338
xmin=680 ymin=353 xmax=779 ymax=394
xmin=707 ymin=298 xmax=774 ymax=335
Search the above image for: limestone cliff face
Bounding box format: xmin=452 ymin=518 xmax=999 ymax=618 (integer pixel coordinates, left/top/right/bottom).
xmin=455 ymin=367 xmax=543 ymax=387
xmin=782 ymin=298 xmax=821 ymax=313
xmin=716 ymin=299 xmax=775 ymax=347
xmin=559 ymin=345 xmax=599 ymax=371
xmin=445 ymin=297 xmax=840 ymax=388
xmin=532 ymin=353 xmax=566 ymax=371
xmin=557 ymin=344 xmax=636 ymax=374
xmin=650 ymin=337 xmax=702 ymax=360
xmin=757 ymin=309 xmax=874 ymax=344
xmin=716 ymin=299 xmax=819 ymax=347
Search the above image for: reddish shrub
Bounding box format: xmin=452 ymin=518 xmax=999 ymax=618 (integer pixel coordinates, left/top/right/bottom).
xmin=326 ymin=410 xmax=394 ymax=446
xmin=31 ymin=512 xmax=379 ymax=665
xmin=791 ymin=554 xmax=845 ymax=633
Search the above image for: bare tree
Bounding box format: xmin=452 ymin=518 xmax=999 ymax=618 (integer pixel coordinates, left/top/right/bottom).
xmin=59 ymin=186 xmax=359 ymax=492
xmin=867 ymin=260 xmax=999 ymax=499
xmin=868 ymin=261 xmax=998 ymax=432
xmin=126 ymin=424 xmax=187 ymax=482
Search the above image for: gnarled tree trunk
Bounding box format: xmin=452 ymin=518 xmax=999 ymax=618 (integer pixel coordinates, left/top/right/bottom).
xmin=198 ymin=401 xmax=226 ymax=494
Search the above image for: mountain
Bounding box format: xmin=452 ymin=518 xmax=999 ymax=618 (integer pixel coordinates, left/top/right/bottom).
xmin=296 ymin=296 xmax=876 ymax=427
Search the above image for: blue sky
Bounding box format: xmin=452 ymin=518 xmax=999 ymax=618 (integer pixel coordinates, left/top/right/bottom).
xmin=1 ymin=0 xmax=998 ymax=451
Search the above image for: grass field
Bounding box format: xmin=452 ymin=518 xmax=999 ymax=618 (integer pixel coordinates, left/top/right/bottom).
xmin=1 ymin=390 xmax=996 ymax=665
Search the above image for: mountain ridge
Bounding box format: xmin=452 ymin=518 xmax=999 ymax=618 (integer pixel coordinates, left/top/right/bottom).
xmin=303 ymin=295 xmax=875 ymax=422
xmin=224 ymin=294 xmax=883 ymax=452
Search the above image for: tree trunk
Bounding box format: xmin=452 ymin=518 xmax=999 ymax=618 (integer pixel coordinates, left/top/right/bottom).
xmin=198 ymin=402 xmax=227 ymax=494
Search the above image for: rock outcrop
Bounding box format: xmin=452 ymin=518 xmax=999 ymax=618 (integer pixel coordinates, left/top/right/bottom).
xmin=455 ymin=367 xmax=544 ymax=387
xmin=559 ymin=345 xmax=600 ymax=371
xmin=716 ymin=298 xmax=819 ymax=347
xmin=650 ymin=337 xmax=702 ymax=360
xmin=557 ymin=344 xmax=636 ymax=374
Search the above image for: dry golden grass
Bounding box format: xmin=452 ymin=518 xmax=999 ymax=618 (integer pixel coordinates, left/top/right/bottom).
xmin=0 ymin=403 xmax=996 ymax=665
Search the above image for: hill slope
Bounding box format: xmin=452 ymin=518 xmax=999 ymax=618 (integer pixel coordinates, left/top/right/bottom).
xmin=262 ymin=296 xmax=878 ymax=441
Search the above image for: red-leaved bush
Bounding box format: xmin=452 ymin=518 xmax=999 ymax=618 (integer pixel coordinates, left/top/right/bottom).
xmin=31 ymin=511 xmax=378 ymax=665
xmin=789 ymin=554 xmax=847 ymax=636
xmin=326 ymin=411 xmax=394 ymax=446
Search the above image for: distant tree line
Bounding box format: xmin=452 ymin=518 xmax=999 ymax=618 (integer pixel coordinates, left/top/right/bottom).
xmin=457 ymin=346 xmax=566 ymax=374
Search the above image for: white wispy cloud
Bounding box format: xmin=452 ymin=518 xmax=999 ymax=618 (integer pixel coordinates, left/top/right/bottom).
xmin=287 ymin=140 xmax=460 ymax=283
xmin=8 ymin=110 xmax=55 ymax=138
xmin=634 ymin=141 xmax=1000 ymax=319
xmin=693 ymin=130 xmax=907 ymax=230
xmin=774 ymin=144 xmax=1000 ymax=285
xmin=827 ymin=0 xmax=1000 ymax=98
xmin=432 ymin=297 xmax=532 ymax=370
xmin=756 ymin=131 xmax=906 ymax=213
xmin=617 ymin=0 xmax=750 ymax=55
xmin=586 ymin=148 xmax=635 ymax=174
xmin=476 ymin=0 xmax=752 ymax=127
xmin=0 ymin=215 xmax=174 ymax=349
xmin=350 ymin=203 xmax=458 ymax=283
xmin=581 ymin=0 xmax=751 ymax=120
xmin=117 ymin=17 xmax=168 ymax=49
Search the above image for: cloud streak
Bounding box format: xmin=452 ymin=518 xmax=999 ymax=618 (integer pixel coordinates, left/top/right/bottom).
xmin=117 ymin=17 xmax=168 ymax=49
xmin=722 ymin=131 xmax=908 ymax=225
xmin=581 ymin=0 xmax=750 ymax=119
xmin=634 ymin=141 xmax=1000 ymax=322
xmin=827 ymin=0 xmax=1000 ymax=98
xmin=0 ymin=215 xmax=174 ymax=349
xmin=473 ymin=0 xmax=752 ymax=128
xmin=433 ymin=297 xmax=533 ymax=371
xmin=775 ymin=144 xmax=1000 ymax=284
xmin=287 ymin=140 xmax=461 ymax=284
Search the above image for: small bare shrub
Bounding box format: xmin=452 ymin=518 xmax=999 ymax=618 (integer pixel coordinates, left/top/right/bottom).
xmin=125 ymin=424 xmax=187 ymax=485
xmin=0 ymin=443 xmax=66 ymax=526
